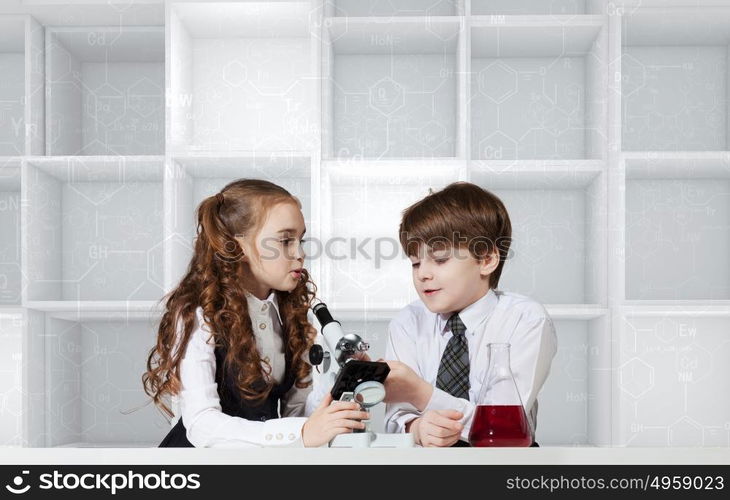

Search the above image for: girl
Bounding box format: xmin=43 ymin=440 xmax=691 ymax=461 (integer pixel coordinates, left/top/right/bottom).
xmin=143 ymin=179 xmax=368 ymax=447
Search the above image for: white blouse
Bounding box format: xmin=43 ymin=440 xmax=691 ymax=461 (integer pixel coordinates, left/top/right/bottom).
xmin=175 ymin=291 xmax=326 ymax=448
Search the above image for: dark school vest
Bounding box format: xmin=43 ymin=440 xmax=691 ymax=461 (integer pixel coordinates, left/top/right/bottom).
xmin=159 ymin=343 xmax=296 ymax=448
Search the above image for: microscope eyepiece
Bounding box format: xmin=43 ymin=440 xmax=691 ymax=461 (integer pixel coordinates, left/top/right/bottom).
xmin=313 ymin=302 xmax=338 ymax=327
xmin=312 ymin=301 xmax=369 ymax=368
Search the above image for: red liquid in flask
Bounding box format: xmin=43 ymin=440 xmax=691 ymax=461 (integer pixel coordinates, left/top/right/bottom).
xmin=469 ymin=405 xmax=532 ymax=447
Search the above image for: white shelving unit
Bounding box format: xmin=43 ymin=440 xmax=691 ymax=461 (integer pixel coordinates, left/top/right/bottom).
xmin=625 ymin=154 xmax=730 ymax=300
xmin=617 ymin=309 xmax=730 ymax=446
xmin=37 ymin=308 xmax=167 ymax=447
xmin=23 ymin=156 xmax=165 ymax=304
xmin=538 ymin=317 xmax=610 ymax=446
xmin=611 ymin=4 xmax=730 ymax=446
xmin=470 ymin=17 xmax=607 ymax=160
xmin=622 ymin=8 xmax=730 ymax=151
xmin=323 ymin=16 xmax=464 ymax=158
xmin=0 ymin=159 xmax=21 ymax=305
xmin=0 ymin=17 xmax=25 ymax=156
xmin=168 ymin=1 xmax=317 ymax=152
xmin=0 ymin=14 xmax=44 ymax=157
xmin=0 ymin=0 xmax=728 ymax=448
xmin=0 ymin=309 xmax=24 ymax=445
xmin=45 ymin=27 xmax=165 ymax=156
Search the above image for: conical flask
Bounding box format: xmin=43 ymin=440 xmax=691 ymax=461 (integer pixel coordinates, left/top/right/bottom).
xmin=468 ymin=343 xmax=533 ymax=447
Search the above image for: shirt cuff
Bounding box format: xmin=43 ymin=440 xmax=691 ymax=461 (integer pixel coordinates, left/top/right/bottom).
xmin=387 ymin=410 xmax=420 ymax=434
xmin=424 ymin=388 xmax=476 ymax=442
xmin=262 ymin=417 xmax=307 ymax=447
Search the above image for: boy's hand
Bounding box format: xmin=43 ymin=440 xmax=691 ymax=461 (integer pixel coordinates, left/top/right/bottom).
xmin=409 ymin=410 xmax=464 ymax=447
xmin=382 ymin=360 xmax=433 ymax=411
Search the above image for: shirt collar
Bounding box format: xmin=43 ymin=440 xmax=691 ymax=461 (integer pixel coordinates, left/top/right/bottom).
xmin=244 ymin=289 xmax=283 ymax=325
xmin=437 ymin=288 xmax=499 ymax=336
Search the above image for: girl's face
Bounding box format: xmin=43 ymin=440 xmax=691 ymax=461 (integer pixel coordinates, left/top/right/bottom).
xmin=236 ymin=201 xmax=307 ymax=300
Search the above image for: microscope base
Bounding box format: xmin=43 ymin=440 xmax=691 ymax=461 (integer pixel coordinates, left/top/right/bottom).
xmin=329 ymin=432 xmax=414 ymax=448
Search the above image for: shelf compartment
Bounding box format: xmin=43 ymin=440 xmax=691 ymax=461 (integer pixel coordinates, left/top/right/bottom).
xmin=169 ymin=1 xmax=315 ymax=152
xmin=0 ymin=16 xmax=26 ymax=156
xmin=45 ymin=26 xmax=164 ymax=155
xmin=0 ymin=310 xmax=23 ymax=445
xmin=537 ymin=317 xmax=610 ymax=446
xmin=0 ymin=159 xmax=21 ymax=305
xmin=471 ymin=1 xmax=588 ymax=16
xmin=41 ymin=311 xmax=168 ymax=447
xmin=320 ymin=160 xmax=464 ymax=309
xmin=469 ymin=163 xmax=606 ymax=305
xmin=324 ymin=17 xmax=462 ymax=158
xmin=622 ymin=8 xmax=730 ymax=151
xmin=619 ymin=314 xmax=730 ymax=446
xmin=471 ymin=18 xmax=607 ymax=160
xmin=0 ymin=14 xmax=42 ymax=156
xmin=24 ymin=157 xmax=165 ymax=302
xmin=166 ymin=154 xmax=313 ymax=290
xmin=328 ymin=0 xmax=461 ymax=17
xmin=625 ymin=156 xmax=730 ymax=300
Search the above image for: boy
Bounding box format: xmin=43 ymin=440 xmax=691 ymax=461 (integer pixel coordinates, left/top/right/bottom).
xmin=383 ymin=182 xmax=557 ymax=447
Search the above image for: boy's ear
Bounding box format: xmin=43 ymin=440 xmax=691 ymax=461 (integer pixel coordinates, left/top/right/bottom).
xmin=478 ymin=250 xmax=500 ymax=277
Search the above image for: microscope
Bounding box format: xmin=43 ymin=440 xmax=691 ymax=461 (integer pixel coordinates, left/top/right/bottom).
xmin=310 ymin=302 xmax=414 ymax=448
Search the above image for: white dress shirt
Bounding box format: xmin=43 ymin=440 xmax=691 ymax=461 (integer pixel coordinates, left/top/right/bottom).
xmin=176 ymin=291 xmax=325 ymax=448
xmin=384 ymin=288 xmax=558 ymax=443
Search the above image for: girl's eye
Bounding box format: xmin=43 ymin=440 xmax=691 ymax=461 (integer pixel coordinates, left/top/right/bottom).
xmin=300 ymin=238 xmax=307 ymax=244
xmin=281 ymin=238 xmax=306 ymax=246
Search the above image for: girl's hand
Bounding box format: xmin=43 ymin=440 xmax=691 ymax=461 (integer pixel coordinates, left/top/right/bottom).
xmin=301 ymin=393 xmax=370 ymax=447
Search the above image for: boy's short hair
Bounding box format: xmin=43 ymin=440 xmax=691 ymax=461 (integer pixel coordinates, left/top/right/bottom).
xmin=399 ymin=182 xmax=512 ymax=289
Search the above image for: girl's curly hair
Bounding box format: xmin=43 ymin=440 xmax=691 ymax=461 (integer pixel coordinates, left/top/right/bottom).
xmin=143 ymin=179 xmax=316 ymax=418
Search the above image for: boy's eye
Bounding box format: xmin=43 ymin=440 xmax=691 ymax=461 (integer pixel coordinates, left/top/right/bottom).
xmin=411 ymin=262 xmax=420 ymax=268
xmin=435 ymin=258 xmax=449 ymax=264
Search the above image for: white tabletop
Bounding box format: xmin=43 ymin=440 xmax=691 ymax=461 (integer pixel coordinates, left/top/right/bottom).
xmin=2 ymin=447 xmax=729 ymax=465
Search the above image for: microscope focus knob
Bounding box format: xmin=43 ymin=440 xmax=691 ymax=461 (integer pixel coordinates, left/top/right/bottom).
xmin=308 ymin=344 xmax=324 ymax=366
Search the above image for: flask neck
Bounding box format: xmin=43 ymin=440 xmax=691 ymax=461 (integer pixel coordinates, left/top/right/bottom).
xmin=477 ymin=342 xmax=523 ymax=407
xmin=487 ymin=343 xmax=512 ymax=372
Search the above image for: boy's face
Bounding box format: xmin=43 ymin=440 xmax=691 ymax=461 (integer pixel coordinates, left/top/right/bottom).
xmin=409 ymin=244 xmax=497 ymax=315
